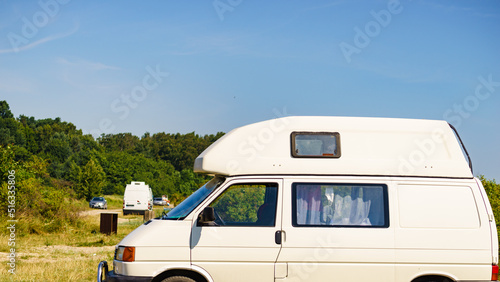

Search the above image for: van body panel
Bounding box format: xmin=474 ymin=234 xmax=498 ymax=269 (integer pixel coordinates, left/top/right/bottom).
xmin=395 ymin=264 xmax=490 ymax=281
xmin=118 ymin=220 xmax=191 ymax=250
xmin=113 ymin=261 xmax=191 ymax=278
xmin=191 ymin=262 xmax=274 ymax=282
xmin=283 ymin=263 xmax=395 ymax=282
xmin=397 ymin=184 xmax=480 ymax=229
xmin=393 ymin=179 xmax=493 ymax=279
xmin=113 ymin=220 xmax=192 ymax=277
xmin=476 ymin=178 xmax=500 ymax=265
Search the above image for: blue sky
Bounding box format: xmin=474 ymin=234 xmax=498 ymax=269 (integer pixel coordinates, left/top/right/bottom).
xmin=0 ymin=0 xmax=499 ymax=180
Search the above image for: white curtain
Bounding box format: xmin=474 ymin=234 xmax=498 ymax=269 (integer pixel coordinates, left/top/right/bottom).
xmin=296 ymin=185 xmax=322 ymax=225
xmin=297 ymin=185 xmax=384 ymax=226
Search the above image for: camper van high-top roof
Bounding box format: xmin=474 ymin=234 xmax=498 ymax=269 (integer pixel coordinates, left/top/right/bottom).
xmin=194 ymin=116 xmax=472 ymax=178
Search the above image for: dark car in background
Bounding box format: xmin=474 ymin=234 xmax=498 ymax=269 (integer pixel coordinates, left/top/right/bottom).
xmin=89 ymin=197 xmax=107 ymax=209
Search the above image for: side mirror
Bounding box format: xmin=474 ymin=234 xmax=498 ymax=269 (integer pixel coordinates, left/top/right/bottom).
xmin=198 ymin=206 xmax=216 ymax=226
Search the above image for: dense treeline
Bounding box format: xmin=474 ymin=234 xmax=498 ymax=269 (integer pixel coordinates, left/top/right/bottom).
xmin=481 ymin=176 xmax=500 ymax=242
xmin=0 ymin=100 xmax=223 ymax=226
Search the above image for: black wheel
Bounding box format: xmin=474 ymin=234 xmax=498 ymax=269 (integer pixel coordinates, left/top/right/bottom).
xmin=161 ymin=276 xmax=196 ymax=282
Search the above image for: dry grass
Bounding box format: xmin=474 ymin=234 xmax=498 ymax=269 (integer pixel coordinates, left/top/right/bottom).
xmin=0 ymin=244 xmax=114 ymax=281
xmin=0 ymin=205 xmax=159 ymax=282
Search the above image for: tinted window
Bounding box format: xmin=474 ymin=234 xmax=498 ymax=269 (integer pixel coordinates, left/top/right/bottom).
xmin=292 ymin=183 xmax=388 ymax=227
xmin=165 ymin=177 xmax=225 ymax=219
xmin=209 ymin=183 xmax=278 ymax=226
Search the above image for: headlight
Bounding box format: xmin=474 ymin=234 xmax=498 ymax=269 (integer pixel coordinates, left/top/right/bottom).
xmin=115 ymin=246 xmax=135 ymax=262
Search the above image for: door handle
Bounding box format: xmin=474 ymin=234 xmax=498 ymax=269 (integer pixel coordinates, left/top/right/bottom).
xmin=275 ymin=230 xmax=282 ymax=245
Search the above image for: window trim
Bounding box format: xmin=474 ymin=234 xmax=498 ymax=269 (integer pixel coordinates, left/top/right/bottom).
xmin=291 ymin=182 xmax=389 ymax=228
xmin=207 ymin=182 xmax=279 ymax=227
xmin=290 ymin=131 xmax=341 ymax=158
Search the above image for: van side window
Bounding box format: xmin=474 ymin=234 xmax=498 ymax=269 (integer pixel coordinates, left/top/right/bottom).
xmin=209 ymin=183 xmax=278 ymax=227
xmin=292 ymin=183 xmax=388 ymax=227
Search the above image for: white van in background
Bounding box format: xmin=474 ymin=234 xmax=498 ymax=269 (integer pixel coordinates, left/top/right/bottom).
xmin=122 ymin=182 xmax=153 ymax=215
xmin=99 ymin=116 xmax=499 ymax=282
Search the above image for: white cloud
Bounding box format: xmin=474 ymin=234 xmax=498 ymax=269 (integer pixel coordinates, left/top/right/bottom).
xmin=0 ymin=23 xmax=79 ymax=54
xmin=56 ymin=57 xmax=121 ymax=71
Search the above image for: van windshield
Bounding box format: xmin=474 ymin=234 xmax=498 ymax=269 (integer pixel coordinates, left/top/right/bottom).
xmin=163 ymin=176 xmax=225 ymax=220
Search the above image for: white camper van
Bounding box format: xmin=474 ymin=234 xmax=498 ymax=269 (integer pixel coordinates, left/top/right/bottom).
xmin=123 ymin=182 xmax=153 ymax=215
xmin=98 ymin=117 xmax=499 ymax=282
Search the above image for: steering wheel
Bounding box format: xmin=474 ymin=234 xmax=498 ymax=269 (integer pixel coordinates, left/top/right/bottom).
xmin=213 ymin=209 xmax=226 ymax=226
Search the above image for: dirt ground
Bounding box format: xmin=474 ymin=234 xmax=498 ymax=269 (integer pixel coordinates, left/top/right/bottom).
xmin=78 ymin=208 xmax=134 ymax=223
xmin=79 ymin=208 xmax=122 ymax=217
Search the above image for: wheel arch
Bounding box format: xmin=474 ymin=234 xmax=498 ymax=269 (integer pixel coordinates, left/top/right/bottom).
xmin=152 ymin=266 xmax=213 ymax=282
xmin=411 ymin=274 xmax=456 ymax=282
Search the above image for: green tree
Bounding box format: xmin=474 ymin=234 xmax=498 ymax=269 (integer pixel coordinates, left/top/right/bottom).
xmin=98 ymin=133 xmax=140 ymax=152
xmin=480 ymin=175 xmax=500 ymax=223
xmin=479 ymin=175 xmax=500 ymax=256
xmin=0 ymin=101 xmax=25 ymax=146
xmin=147 ymin=131 xmax=224 ymax=171
xmin=101 ymin=150 xmax=178 ymax=196
xmin=76 ymin=159 xmax=106 ymax=201
xmin=0 ymin=100 xmax=14 ymax=119
xmin=0 ymin=145 xmax=17 ymax=182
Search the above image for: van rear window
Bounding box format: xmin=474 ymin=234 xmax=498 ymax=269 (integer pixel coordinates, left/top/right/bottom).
xmin=292 ymin=183 xmax=388 ymax=228
xmin=291 ymin=132 xmax=340 ymax=158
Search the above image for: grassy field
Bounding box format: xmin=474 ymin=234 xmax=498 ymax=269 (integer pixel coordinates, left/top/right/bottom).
xmin=0 ymin=196 xmax=167 ymax=282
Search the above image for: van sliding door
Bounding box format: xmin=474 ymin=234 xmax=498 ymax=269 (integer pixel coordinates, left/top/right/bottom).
xmin=276 ymin=179 xmax=395 ymax=282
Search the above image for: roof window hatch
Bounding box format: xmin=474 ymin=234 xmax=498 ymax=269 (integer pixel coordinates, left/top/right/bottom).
xmin=291 ymin=132 xmax=341 ymax=158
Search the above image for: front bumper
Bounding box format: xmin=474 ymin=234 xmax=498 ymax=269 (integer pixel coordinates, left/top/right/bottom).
xmin=97 ymin=261 xmax=152 ymax=282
